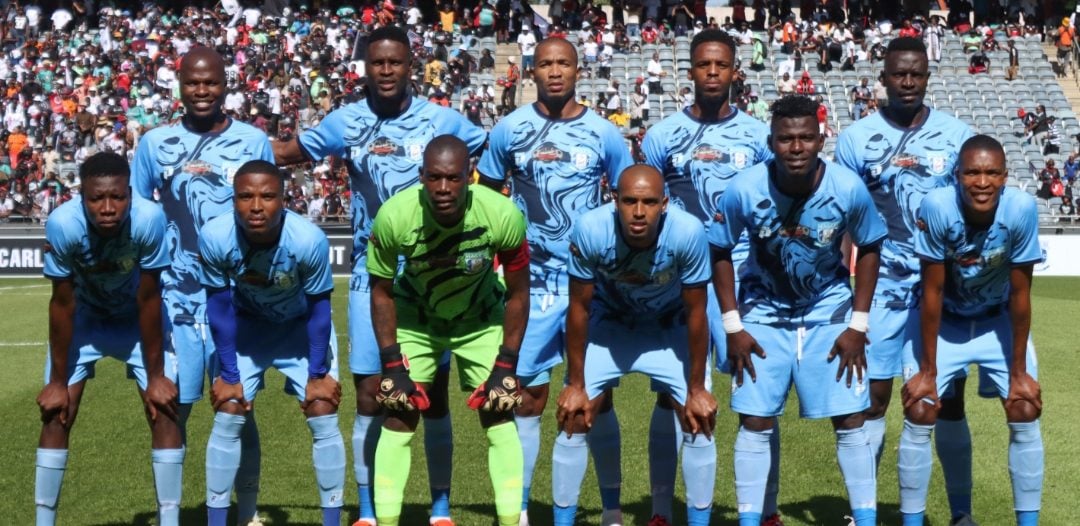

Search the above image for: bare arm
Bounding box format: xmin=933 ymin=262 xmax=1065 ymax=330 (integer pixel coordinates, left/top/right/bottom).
xmin=47 ymin=279 xmax=76 ymax=384
xmin=136 ymin=270 xmax=165 ymax=378
xmin=500 ymin=264 xmax=530 ymax=354
xmin=918 ymin=260 xmax=945 ymax=374
xmin=369 ymin=276 xmax=398 ymax=350
xmin=273 ymin=137 xmax=307 ymax=166
xmin=564 ymin=278 xmax=593 ymax=389
xmin=682 ymin=286 xmax=709 ymax=391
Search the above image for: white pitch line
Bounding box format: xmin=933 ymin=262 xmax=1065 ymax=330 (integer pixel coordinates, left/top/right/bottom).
xmin=0 ymin=341 xmax=44 ymax=346
xmin=0 ymin=284 xmax=48 ymax=291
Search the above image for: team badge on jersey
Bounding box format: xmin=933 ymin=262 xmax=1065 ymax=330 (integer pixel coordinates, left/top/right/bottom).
xmin=571 ymin=147 xmax=592 ymax=170
xmin=927 ymin=153 xmax=948 ymax=176
xmin=461 ymin=251 xmax=489 ymax=274
xmin=816 ymin=221 xmax=840 ymax=246
xmin=404 ymin=139 xmax=425 ymax=162
xmin=731 ymin=149 xmax=749 ymax=169
xmin=222 ymin=162 xmax=240 ymax=185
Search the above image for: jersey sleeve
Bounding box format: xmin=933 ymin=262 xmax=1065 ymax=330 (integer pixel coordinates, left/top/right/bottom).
xmin=832 ymin=130 xmax=861 ymax=176
xmin=300 ymin=232 xmax=334 ymax=295
xmin=43 ymin=212 xmax=76 ymax=280
xmin=255 ymin=133 xmax=276 ymax=163
xmin=442 ymin=110 xmax=487 ymax=156
xmin=1009 ymin=193 xmax=1042 ymax=266
xmin=708 ymin=186 xmax=746 ymax=251
xmin=197 ymin=226 xmax=230 ymax=290
xmin=914 ymin=193 xmax=948 ymax=262
xmin=365 ymin=204 xmax=401 ymax=279
xmin=492 ymin=197 xmax=527 ymax=251
xmin=298 ymin=106 xmax=349 ymax=162
xmin=137 ymin=205 xmax=170 ymax=270
xmin=477 ymin=120 xmax=510 ymax=181
xmin=641 ymin=126 xmax=667 ymax=171
xmin=130 ymin=133 xmax=160 ymax=199
xmin=846 ymin=175 xmax=888 ymax=247
xmin=566 ymin=220 xmax=597 ymax=282
xmin=678 ymin=218 xmax=711 ymax=287
xmin=602 ymin=124 xmax=634 ymax=187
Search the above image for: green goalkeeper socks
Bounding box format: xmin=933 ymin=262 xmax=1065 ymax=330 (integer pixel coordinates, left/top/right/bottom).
xmin=373 ymin=428 xmax=414 ymax=526
xmin=487 ymin=421 xmax=524 ymax=526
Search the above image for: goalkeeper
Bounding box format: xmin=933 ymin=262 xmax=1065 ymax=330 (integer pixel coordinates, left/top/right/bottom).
xmin=367 ymin=135 xmax=530 ymax=526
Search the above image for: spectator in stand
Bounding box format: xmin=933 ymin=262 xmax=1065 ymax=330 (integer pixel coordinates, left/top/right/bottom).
xmin=1064 ymin=152 xmax=1079 ymax=184
xmin=647 ymin=52 xmax=665 ymax=93
xmin=795 ymin=71 xmax=815 ymax=95
xmin=629 ymin=81 xmax=648 ymax=128
xmin=898 ymin=19 xmax=920 ymax=38
xmin=0 ymin=185 xmax=13 ymax=220
xmin=1057 ymin=17 xmax=1076 ymax=74
xmin=501 ymin=57 xmax=520 ymax=113
xmin=461 ymin=89 xmax=487 ymax=127
xmin=746 ymin=91 xmax=768 ymax=121
xmin=1007 ymin=39 xmax=1021 ymax=80
xmin=851 ymin=77 xmax=872 ymax=120
xmin=1027 ymin=105 xmax=1051 ymax=147
xmin=608 ymin=106 xmax=630 ymax=128
xmin=1061 ymin=196 xmax=1076 ymax=218
xmin=816 ymin=95 xmax=834 ymax=137
xmin=1045 ymin=117 xmax=1063 ymax=155
xmin=1038 ymin=159 xmax=1061 ymax=200
xmin=968 ymin=50 xmax=990 ymax=74
xmin=962 ymin=28 xmax=982 ymax=53
xmin=777 ymin=72 xmax=796 ymax=96
xmin=924 ymin=16 xmax=945 ymax=62
xmin=750 ymin=34 xmax=766 ymax=71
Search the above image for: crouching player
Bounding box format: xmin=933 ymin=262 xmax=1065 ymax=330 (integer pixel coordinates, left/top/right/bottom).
xmin=200 ymin=160 xmax=345 ymax=526
xmin=554 ymin=164 xmax=718 ymax=526
xmin=36 ymin=152 xmax=181 ymax=526
xmin=712 ymin=96 xmax=887 ymax=526
xmin=898 ymin=135 xmax=1044 ymax=526
xmin=367 ymin=135 xmax=529 ymax=526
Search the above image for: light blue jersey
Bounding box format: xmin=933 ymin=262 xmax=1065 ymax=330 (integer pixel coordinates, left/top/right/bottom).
xmin=834 ymin=108 xmax=973 ymax=308
xmin=478 ymin=104 xmax=634 ymax=295
xmin=198 ymin=210 xmax=334 ymax=322
xmin=568 ymin=204 xmax=711 ymax=323
xmin=711 ymin=161 xmax=887 ymax=325
xmin=915 ymin=186 xmax=1041 ymax=317
xmin=44 ymin=195 xmax=170 ymax=319
xmin=641 ymin=107 xmax=773 ymax=229
xmin=298 ymin=96 xmax=487 ymax=282
xmin=131 ymin=119 xmax=274 ymax=324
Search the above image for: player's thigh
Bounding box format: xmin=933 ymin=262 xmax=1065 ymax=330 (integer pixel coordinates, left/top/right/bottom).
xmin=347 ymin=285 xmax=381 ymax=375
xmin=168 ymin=317 xmax=215 ymax=404
xmin=634 ymin=323 xmax=700 ymax=406
xmin=448 ymin=321 xmax=504 ymax=391
xmin=397 ymin=320 xmax=449 ymax=385
xmin=257 ymin=319 xmax=342 ymax=403
xmin=580 ymin=320 xmax=635 ymax=401
xmin=952 ymin=314 xmax=1039 ymax=400
xmin=868 ymin=306 xmax=915 ymax=381
xmin=46 ymin=315 xmax=143 ymax=388
xmin=729 ymin=322 xmax=795 ymax=418
xmin=793 ymin=323 xmax=870 ymax=419
xmin=517 ymin=293 xmax=568 ymax=380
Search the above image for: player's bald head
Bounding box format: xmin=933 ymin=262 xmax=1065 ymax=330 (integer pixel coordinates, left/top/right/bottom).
xmin=959 ymin=134 xmax=1005 ymax=160
xmin=180 ymin=46 xmax=225 ymax=80
xmin=536 ymin=37 xmax=579 ymax=67
xmin=616 ymin=164 xmax=665 ymax=195
xmin=423 ymin=135 xmax=470 ymax=166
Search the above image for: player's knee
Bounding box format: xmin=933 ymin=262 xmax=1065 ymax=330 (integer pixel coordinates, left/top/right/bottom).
xmin=515 ymin=384 xmax=549 ymax=417
xmin=904 ymin=400 xmax=939 ymax=426
xmin=739 ymin=414 xmax=774 ymax=432
xmin=354 ymin=374 xmax=383 ymax=416
xmin=831 ymin=412 xmax=866 ymax=430
xmin=303 ymin=399 xmax=338 ymax=418
xmin=655 ymin=392 xmax=675 ymax=410
xmin=865 ymin=379 xmax=893 ymax=418
xmin=217 ymin=401 xmax=247 ymax=416
xmin=1006 ymin=399 xmax=1041 ymax=423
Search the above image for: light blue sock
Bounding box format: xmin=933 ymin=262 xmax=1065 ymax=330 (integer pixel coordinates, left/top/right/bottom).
xmin=151 ymin=447 xmax=185 ymax=526
xmin=836 ymin=426 xmax=877 ymax=526
xmin=648 ymin=405 xmax=680 ymax=519
xmin=424 ymin=414 xmax=453 ymax=518
xmin=897 ymin=420 xmax=933 ymax=521
xmin=206 ymin=412 xmax=245 ymax=511
xmin=734 ymin=426 xmax=771 ymax=526
xmin=1008 ymin=421 xmax=1044 ymax=516
xmin=587 ymin=408 xmax=621 ymax=511
xmin=516 ymin=414 xmax=542 ymax=511
xmin=353 ymin=413 xmax=382 ymax=520
xmin=35 ymin=448 xmax=68 ymax=526
xmin=236 ymin=411 xmax=261 ymax=523
xmin=936 ymin=417 xmax=973 ymax=519
xmin=308 ymin=414 xmax=346 ymax=510
xmin=763 ymin=418 xmax=781 ymax=517
xmin=552 ymin=432 xmax=588 ymax=526
xmin=1017 ymin=510 xmax=1040 ymax=526
xmin=682 ymin=432 xmax=716 ymax=526
xmin=864 ymin=416 xmax=887 ymax=468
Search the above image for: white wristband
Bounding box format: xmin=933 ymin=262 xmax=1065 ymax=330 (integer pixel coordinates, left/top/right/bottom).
xmin=849 ymin=311 xmax=870 ymax=333
xmin=722 ymin=310 xmax=744 ymax=334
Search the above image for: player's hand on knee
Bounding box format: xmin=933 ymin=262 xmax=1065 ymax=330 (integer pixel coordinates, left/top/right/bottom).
xmin=828 ymin=328 xmax=868 ymax=387
xmin=144 ymin=375 xmax=179 ymax=422
xmin=727 ymin=330 xmax=765 ymax=386
xmin=681 ymin=387 xmax=718 ymax=438
xmin=375 ymin=344 xmax=430 ymax=412
xmin=1006 ymin=372 xmax=1042 ymax=420
xmin=901 ymin=370 xmax=941 ymax=417
xmin=211 ymin=377 xmax=251 ymax=412
xmin=37 ymin=381 xmax=70 ymax=425
xmin=556 ymin=383 xmax=592 ymax=437
xmin=303 ymin=375 xmax=341 ymax=410
xmin=467 ymin=347 xmax=522 ymax=413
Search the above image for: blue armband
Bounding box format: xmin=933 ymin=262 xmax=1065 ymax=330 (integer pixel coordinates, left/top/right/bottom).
xmin=206 ymin=288 xmax=240 ymax=384
xmin=306 ymin=294 xmax=332 ymax=378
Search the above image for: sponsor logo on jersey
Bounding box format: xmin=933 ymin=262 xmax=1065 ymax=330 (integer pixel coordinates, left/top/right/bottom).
xmin=367 ymin=137 xmax=401 ymax=156
xmin=533 ymin=142 xmax=567 ymax=163
xmin=183 ymin=159 xmax=214 ymax=176
xmin=779 ymin=224 xmax=810 ymax=239
xmin=691 ymin=144 xmax=727 ymax=163
xmin=890 ymin=153 xmax=920 ymax=169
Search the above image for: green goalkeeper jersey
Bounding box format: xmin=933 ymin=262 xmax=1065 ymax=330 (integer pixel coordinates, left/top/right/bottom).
xmin=367 ymin=183 xmax=526 ymax=324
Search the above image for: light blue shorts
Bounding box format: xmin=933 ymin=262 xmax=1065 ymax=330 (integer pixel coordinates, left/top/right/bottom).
xmin=515 ymin=292 xmax=567 ymax=381
xmin=584 ymin=317 xmax=699 ymax=405
xmin=167 ymin=312 xmax=216 ymax=404
xmin=46 ymin=313 xmax=178 ymax=391
xmin=223 ymin=317 xmax=341 ymax=402
xmin=731 ymin=321 xmax=870 ymax=419
xmin=866 ymin=304 xmax=918 ymax=380
xmin=347 ymin=279 xmax=381 ymax=375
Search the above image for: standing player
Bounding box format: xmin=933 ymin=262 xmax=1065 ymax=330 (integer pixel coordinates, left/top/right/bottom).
xmin=713 ymin=96 xmax=886 ymax=526
xmin=554 ymin=165 xmax=718 ymax=526
xmin=834 ymin=37 xmax=977 ymax=520
xmin=132 ymin=46 xmax=274 ymax=525
xmin=366 ymin=136 xmax=529 ymax=526
xmin=35 ymin=152 xmax=181 ymax=526
xmin=199 ymin=160 xmax=345 ymax=526
xmin=273 ymin=26 xmax=487 ymax=526
xmin=477 ymin=37 xmax=634 ymax=526
xmin=640 ymin=28 xmax=775 ymax=525
xmin=897 ymin=136 xmax=1044 ymax=526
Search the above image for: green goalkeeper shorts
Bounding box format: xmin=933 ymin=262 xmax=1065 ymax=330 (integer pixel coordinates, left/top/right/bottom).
xmin=398 ymin=319 xmax=504 ymax=390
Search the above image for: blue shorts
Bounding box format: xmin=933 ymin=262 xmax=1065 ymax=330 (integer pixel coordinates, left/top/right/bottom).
xmin=906 ymin=312 xmax=1038 ymax=400
xmin=224 ymin=317 xmax=341 ymax=402
xmin=167 ymin=312 xmax=216 ymax=404
xmin=516 ymin=292 xmax=567 ymax=381
xmin=585 ymin=318 xmax=694 ymax=405
xmin=866 ymin=304 xmax=918 ymax=380
xmin=731 ymin=322 xmax=870 ymax=419
xmin=347 ymin=282 xmax=381 ymax=375
xmin=45 ymin=313 xmax=178 ymax=391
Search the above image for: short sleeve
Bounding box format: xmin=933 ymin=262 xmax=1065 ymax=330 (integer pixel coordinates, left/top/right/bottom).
xmin=365 ymin=203 xmax=401 ymax=279
xmin=708 ymin=186 xmax=746 ymax=251
xmin=641 ymin=125 xmax=667 ymax=171
xmin=442 ymin=110 xmax=487 ymax=155
xmin=832 ymin=130 xmax=861 ymax=176
xmin=301 ymin=233 xmax=334 ymax=295
xmin=846 ymin=176 xmax=888 ymax=247
xmin=298 ymin=106 xmax=349 ymax=162
xmin=137 ymin=205 xmax=170 ymax=270
xmin=492 ymin=195 xmax=527 ymax=251
xmin=1009 ymin=193 xmax=1042 ymax=265
xmin=915 ymin=194 xmax=948 ymax=262
xmin=130 ymin=134 xmax=160 ymax=199
xmin=566 ymin=220 xmax=597 ymax=282
xmin=43 ymin=213 xmax=75 ymax=279
xmin=255 ymin=133 xmax=275 ymax=163
xmin=602 ymin=124 xmax=634 ymax=187
xmin=198 ymin=226 xmax=230 ymax=290
xmin=677 ymin=219 xmax=711 ymax=286
xmin=477 ymin=120 xmax=510 ymax=181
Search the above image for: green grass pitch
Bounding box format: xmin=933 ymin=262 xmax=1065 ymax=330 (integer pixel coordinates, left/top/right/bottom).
xmin=0 ymin=277 xmax=1077 ymax=525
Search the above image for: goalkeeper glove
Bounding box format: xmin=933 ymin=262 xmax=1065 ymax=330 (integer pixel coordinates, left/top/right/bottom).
xmin=374 ymin=344 xmax=430 ymax=412
xmin=467 ymin=347 xmax=522 ymax=413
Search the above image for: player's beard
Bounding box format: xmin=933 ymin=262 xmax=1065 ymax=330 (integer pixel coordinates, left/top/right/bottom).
xmin=695 ymin=89 xmax=730 ymax=114
xmin=539 ymin=88 xmax=576 ymax=115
